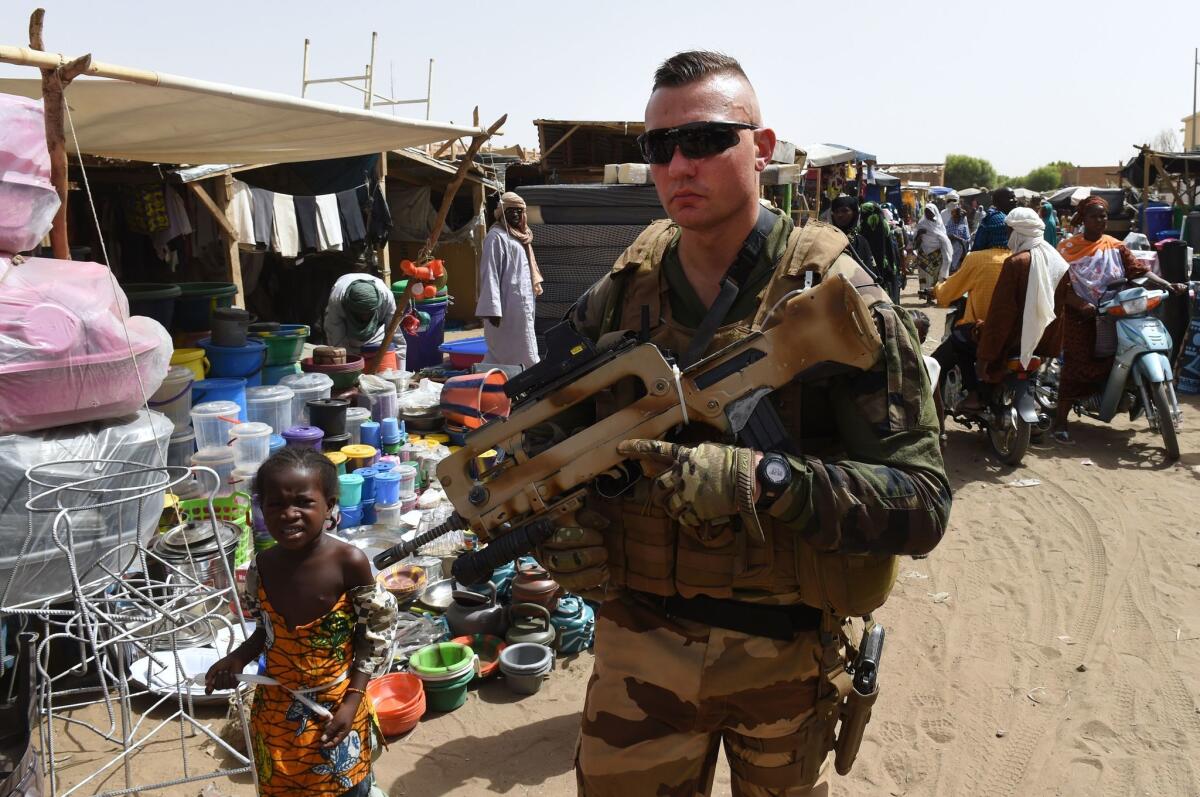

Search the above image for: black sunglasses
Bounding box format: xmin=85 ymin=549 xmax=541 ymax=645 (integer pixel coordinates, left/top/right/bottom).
xmin=637 ymin=121 xmax=758 ymax=165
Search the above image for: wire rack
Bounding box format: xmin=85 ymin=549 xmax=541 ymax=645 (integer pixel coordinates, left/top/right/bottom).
xmin=1 ymin=460 xmax=256 ymax=796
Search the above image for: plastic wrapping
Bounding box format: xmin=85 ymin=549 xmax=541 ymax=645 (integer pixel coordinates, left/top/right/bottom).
xmin=0 ymin=410 xmax=174 ymax=606
xmin=0 ymin=259 xmax=172 ymax=434
xmin=0 ymin=94 xmax=61 ymax=255
xmin=397 ymin=378 xmax=444 ymax=413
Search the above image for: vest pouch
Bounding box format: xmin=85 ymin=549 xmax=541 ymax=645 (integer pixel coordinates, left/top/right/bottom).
xmin=616 ymin=491 xmax=676 ymax=596
xmin=796 ymin=541 xmax=898 ymax=617
xmin=674 ymin=525 xmax=737 ymax=599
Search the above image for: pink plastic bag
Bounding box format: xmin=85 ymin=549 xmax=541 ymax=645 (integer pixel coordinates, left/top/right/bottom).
xmin=0 ymin=258 xmax=171 ymax=434
xmin=0 ymin=93 xmax=60 ymax=254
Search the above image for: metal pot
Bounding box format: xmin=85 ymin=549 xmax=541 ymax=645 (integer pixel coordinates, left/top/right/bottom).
xmin=510 ymin=561 xmax=562 ymax=612
xmin=445 ymin=582 xmax=507 ymax=637
xmin=505 ymin=603 xmax=559 ymax=648
xmin=144 ymin=520 xmax=242 ymax=640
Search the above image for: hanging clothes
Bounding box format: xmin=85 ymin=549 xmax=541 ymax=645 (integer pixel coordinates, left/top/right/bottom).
xmin=272 ymin=193 xmax=300 ymax=258
xmin=250 ymin=186 xmax=275 ymax=249
xmin=365 ymin=188 xmax=393 ymax=247
xmin=337 ymin=189 xmax=367 ymax=246
xmin=315 ymin=194 xmax=343 ymax=251
xmin=294 ymin=195 xmax=321 ymax=253
xmin=228 ymin=180 xmax=255 ymax=247
xmin=476 ymin=224 xmax=540 ymax=368
xmin=151 ymin=185 xmax=194 ymax=260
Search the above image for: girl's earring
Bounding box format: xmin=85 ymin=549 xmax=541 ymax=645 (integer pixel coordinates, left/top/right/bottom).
xmin=325 ymin=510 xmax=339 ymax=532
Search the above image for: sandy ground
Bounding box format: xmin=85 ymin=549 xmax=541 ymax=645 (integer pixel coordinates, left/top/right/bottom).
xmin=41 ymin=289 xmax=1200 ymax=796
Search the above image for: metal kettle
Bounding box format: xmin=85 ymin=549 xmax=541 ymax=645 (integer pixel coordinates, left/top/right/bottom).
xmin=504 ymin=603 xmax=559 ymax=648
xmin=445 ymin=582 xmax=507 ymax=637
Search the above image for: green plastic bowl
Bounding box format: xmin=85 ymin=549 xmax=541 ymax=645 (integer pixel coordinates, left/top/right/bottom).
xmin=410 ymin=642 xmax=474 ymax=677
xmin=422 ymin=667 xmax=473 ymax=712
xmin=250 ymin=324 xmax=311 ymax=365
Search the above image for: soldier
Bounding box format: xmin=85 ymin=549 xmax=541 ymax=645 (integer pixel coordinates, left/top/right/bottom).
xmin=536 ymin=51 xmax=952 ymax=796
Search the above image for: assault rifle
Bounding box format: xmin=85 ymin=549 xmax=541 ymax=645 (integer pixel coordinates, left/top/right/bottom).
xmin=373 ymin=274 xmax=882 ymax=580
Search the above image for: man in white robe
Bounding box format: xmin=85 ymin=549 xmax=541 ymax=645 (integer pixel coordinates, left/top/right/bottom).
xmin=475 ymin=192 xmax=543 ymax=368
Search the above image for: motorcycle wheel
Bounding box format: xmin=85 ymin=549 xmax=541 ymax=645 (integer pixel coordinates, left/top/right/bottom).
xmin=988 ymin=406 xmax=1031 ymax=466
xmin=1150 ymin=381 xmax=1180 ymax=461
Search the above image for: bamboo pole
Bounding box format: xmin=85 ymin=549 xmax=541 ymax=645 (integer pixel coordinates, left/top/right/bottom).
xmin=28 ymin=9 xmax=91 ymax=260
xmin=369 ymin=112 xmax=506 ymax=374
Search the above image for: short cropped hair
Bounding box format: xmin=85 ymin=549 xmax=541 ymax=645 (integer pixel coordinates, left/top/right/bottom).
xmin=653 ymin=50 xmax=748 ymax=91
xmin=255 ymin=446 xmax=339 ymax=504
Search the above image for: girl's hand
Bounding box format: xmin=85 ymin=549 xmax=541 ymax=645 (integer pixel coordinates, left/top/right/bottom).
xmin=320 ymin=695 xmax=361 ymax=749
xmin=204 ymin=652 xmax=248 ymax=694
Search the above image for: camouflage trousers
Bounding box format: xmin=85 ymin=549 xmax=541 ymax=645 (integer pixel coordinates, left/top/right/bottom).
xmin=576 ymin=596 xmax=833 ymax=797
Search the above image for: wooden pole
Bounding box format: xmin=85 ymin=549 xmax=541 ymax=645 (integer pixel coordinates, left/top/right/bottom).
xmin=28 ymin=9 xmax=91 ymax=260
xmin=369 ymin=112 xmax=506 ymax=374
xmin=214 ymin=175 xmax=245 ymax=303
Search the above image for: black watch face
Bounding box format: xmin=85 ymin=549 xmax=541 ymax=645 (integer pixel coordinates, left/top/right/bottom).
xmin=763 ymin=457 xmax=789 ymax=485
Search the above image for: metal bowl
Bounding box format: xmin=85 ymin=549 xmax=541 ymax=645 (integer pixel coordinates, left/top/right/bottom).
xmin=416 ymin=578 xmax=455 ymax=612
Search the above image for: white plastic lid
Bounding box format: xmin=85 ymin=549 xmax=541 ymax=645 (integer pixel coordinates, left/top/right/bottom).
xmin=191 ymin=446 xmax=235 ymax=465
xmin=164 ymin=365 xmax=195 ymax=383
xmin=280 ymin=372 xmax=334 ymax=392
xmin=230 ymin=422 xmax=272 ymax=439
xmin=191 ymin=400 xmax=241 ymax=417
xmin=346 ymin=406 xmax=372 ymax=422
xmin=246 ymin=385 xmax=294 ymax=404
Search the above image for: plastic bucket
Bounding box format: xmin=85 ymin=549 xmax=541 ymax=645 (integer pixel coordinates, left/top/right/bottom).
xmin=451 ymin=634 xmax=507 ymax=679
xmin=439 ymin=337 xmax=487 ymax=370
xmin=262 ymin=362 xmax=301 ymax=385
xmin=339 ymin=504 xmax=363 ymax=528
xmin=361 ymin=342 xmax=401 ymax=374
xmin=421 ymin=666 xmax=473 ymax=712
xmin=342 ymin=444 xmax=377 ymax=471
xmin=368 ymin=673 xmax=426 ymax=736
xmin=200 ymin=338 xmax=267 ymax=387
xmin=174 ymin=282 xmax=238 ymax=332
xmin=374 ymin=469 xmax=401 ymax=504
xmin=149 ymin=365 xmax=195 ymax=433
xmin=280 ymin=373 xmax=334 ymax=425
xmin=123 ymin=283 xmax=181 ymax=329
xmin=307 ymin=398 xmax=350 ymax=436
xmin=498 ymin=642 xmax=553 ymax=695
xmin=410 ymin=642 xmax=474 ymax=677
xmin=192 ymin=378 xmax=247 ymax=420
xmin=210 ymin=307 xmax=253 ymax=348
xmin=171 ymin=348 xmax=210 ymax=382
xmin=246 ymin=385 xmax=294 ymax=434
xmin=402 ymin=299 xmax=448 ymax=370
xmin=440 ymin=369 xmax=511 ymax=430
xmin=251 ymin=324 xmax=311 ymax=366
xmin=191 ymin=400 xmax=243 ymax=450
xmin=167 ymin=429 xmax=196 ymax=468
xmin=229 ymin=422 xmax=272 ymax=469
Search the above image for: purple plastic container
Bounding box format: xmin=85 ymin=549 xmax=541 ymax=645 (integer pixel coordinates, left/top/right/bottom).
xmin=282 ymin=425 xmax=324 ymax=450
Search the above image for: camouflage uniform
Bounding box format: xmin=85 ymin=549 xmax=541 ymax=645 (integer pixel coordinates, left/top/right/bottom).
xmin=567 ymin=208 xmax=951 ymax=796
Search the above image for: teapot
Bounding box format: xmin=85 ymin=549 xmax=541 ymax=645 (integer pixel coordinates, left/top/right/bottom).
xmin=445 ymin=582 xmax=507 ymax=637
xmin=505 ymin=603 xmax=559 ymax=648
xmin=510 ymin=560 xmax=561 ymax=612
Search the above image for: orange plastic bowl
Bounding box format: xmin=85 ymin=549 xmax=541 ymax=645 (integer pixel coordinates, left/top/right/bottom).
xmin=451 ymin=634 xmax=507 ymax=679
xmin=368 ymin=672 xmax=425 ymax=737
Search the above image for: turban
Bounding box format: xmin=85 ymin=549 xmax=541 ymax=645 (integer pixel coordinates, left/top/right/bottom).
xmin=1071 ymin=195 xmax=1107 ymax=227
xmin=341 ymin=279 xmax=382 ymax=340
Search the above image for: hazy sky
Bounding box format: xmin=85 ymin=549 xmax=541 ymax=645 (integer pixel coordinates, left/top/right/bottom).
xmin=3 ymin=1 xmax=1199 ymax=175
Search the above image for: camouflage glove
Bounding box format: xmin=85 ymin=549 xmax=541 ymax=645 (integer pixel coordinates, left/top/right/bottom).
xmin=616 ymin=440 xmax=760 ymax=540
xmin=536 ymin=509 xmax=610 ymax=594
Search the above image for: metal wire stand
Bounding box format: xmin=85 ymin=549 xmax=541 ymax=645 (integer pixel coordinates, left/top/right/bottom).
xmin=0 ymin=460 xmax=257 ymax=796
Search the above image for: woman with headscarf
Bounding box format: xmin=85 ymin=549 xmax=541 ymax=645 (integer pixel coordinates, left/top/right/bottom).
xmin=1039 ymin=201 xmax=1059 ymax=246
xmin=974 ymin=208 xmax=1069 ymax=385
xmin=945 ymin=205 xmax=971 ymax=274
xmin=1051 ymin=196 xmax=1186 ymax=443
xmin=475 ymin=191 xmax=544 ymax=368
xmin=859 ymin=201 xmax=902 ymax=303
xmin=829 ymin=195 xmax=878 ymax=279
xmin=913 ymin=204 xmax=952 ymax=302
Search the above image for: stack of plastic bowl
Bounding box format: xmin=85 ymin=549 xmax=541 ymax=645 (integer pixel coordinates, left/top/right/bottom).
xmin=151 ymin=365 xmax=197 ymax=470
xmin=367 ymin=673 xmax=425 ymax=737
xmin=199 ymin=336 xmax=266 ymax=388
xmin=498 ymin=643 xmax=554 ymax=695
xmin=409 ymin=642 xmax=477 ymax=712
xmin=191 ymin=377 xmax=248 ymax=420
xmin=251 ymin=324 xmax=310 ymax=385
xmin=380 ymin=418 xmax=403 ymax=455
xmin=280 ymin=372 xmax=334 ymax=426
xmin=246 ymin=385 xmax=294 ymax=436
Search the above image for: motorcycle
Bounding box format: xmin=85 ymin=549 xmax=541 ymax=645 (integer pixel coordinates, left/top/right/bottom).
xmin=1034 ymin=278 xmax=1183 ymax=459
xmin=939 ymin=299 xmax=1045 ymax=466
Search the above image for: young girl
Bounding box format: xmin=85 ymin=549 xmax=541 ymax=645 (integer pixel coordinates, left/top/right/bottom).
xmin=206 ymin=447 xmax=396 ymax=797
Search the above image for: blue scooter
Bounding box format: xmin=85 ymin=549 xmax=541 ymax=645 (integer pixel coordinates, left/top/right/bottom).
xmin=1037 ymin=278 xmax=1183 ymax=459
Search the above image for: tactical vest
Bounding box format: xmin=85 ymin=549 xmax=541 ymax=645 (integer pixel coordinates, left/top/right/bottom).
xmin=592 ymin=217 xmax=898 ymax=617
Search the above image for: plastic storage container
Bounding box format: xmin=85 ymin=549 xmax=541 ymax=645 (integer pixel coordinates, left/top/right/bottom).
xmin=339 ymin=504 xmax=363 ymax=529
xmin=360 ymin=420 xmax=381 ymax=448
xmin=374 ymin=469 xmax=402 ymax=505
xmin=280 ymin=372 xmax=334 ymax=426
xmin=190 ymin=400 xmax=241 ymax=450
xmin=342 ymin=444 xmax=377 ymax=470
xmin=191 ymin=447 xmax=236 ymax=497
xmin=281 ymin=425 xmax=324 ymax=450
xmin=268 ymin=434 xmax=285 ymax=455
xmin=307 ymin=398 xmax=350 ymax=436
xmin=166 ymin=428 xmax=196 ymax=468
xmin=148 ymin=365 xmax=195 ymax=434
xmin=345 ymin=406 xmax=372 ymax=444
xmin=325 ymin=451 xmax=348 ymax=474
xmin=191 ymin=378 xmax=248 ymax=419
xmin=245 ymin=385 xmax=294 ymax=434
xmin=393 ymin=463 xmax=418 ymax=495
xmin=338 ymin=473 xmax=365 ymax=506
xmin=354 ymin=467 xmax=377 ymax=503
xmin=229 ymin=422 xmax=272 ymax=469
xmin=210 ymin=307 xmax=252 ymax=348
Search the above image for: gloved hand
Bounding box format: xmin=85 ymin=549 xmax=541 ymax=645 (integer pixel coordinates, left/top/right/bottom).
xmin=616 ymin=440 xmax=758 ymax=537
xmin=537 ymin=509 xmax=610 ymax=593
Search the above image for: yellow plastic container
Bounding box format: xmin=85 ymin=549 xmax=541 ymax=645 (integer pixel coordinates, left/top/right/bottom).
xmin=424 ymin=433 xmax=450 ymax=445
xmin=170 ymin=348 xmax=210 ymax=381
xmin=325 ymin=451 xmax=348 ymax=475
xmin=341 ymin=444 xmax=378 ymax=470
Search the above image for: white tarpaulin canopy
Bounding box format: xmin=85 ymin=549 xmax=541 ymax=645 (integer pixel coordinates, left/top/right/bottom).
xmin=0 ymin=75 xmax=487 ymax=165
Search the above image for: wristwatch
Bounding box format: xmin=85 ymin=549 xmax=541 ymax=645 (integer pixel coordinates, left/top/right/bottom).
xmin=755 ymin=452 xmax=792 ymax=510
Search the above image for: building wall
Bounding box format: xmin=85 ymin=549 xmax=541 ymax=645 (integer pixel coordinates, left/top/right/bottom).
xmin=1060 ymin=165 xmax=1121 ymax=188
xmin=1184 ymin=113 xmax=1199 ymax=151
xmin=877 ymin=163 xmax=944 ymax=186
